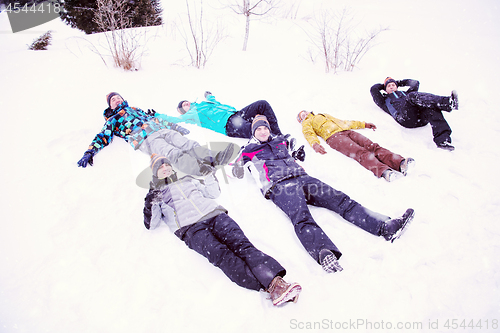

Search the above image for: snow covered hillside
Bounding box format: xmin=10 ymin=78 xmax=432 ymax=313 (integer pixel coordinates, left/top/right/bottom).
xmin=1 ymin=0 xmax=499 ymax=332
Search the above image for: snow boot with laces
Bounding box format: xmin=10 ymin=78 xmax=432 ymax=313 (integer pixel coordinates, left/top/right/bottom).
xmin=267 ymin=276 xmax=302 ymax=306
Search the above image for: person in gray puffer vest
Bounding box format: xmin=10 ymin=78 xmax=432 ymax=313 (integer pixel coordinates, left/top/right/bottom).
xmin=143 ymin=154 xmax=302 ymax=306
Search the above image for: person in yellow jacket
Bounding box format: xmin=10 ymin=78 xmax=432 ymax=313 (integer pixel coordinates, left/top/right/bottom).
xmin=297 ymin=111 xmax=414 ymax=181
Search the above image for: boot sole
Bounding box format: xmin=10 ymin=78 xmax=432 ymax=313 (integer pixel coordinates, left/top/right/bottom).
xmin=273 ymin=284 xmax=302 ymax=306
xmin=391 ymin=208 xmax=415 ymax=243
xmin=215 ymin=143 xmax=236 ymax=166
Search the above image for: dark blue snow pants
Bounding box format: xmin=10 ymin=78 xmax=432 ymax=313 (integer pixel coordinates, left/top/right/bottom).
xmin=267 ymin=175 xmax=390 ymax=264
xmin=175 ymin=213 xmax=285 ymax=291
xmin=225 ymin=100 xmax=283 ymax=138
xmin=396 ymin=92 xmax=452 ymax=145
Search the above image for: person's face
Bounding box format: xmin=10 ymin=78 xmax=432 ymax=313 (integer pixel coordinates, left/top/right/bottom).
xmin=297 ymin=111 xmax=309 ymax=123
xmin=110 ymin=95 xmax=124 ymax=109
xmin=179 ymin=101 xmax=191 ymax=114
xmin=254 ymin=125 xmax=270 ymax=142
xmin=157 ymin=163 xmax=173 ymax=179
xmin=385 ymin=82 xmax=398 ymax=94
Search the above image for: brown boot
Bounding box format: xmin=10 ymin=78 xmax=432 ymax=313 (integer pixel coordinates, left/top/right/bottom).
xmin=267 ymin=276 xmax=302 ymax=306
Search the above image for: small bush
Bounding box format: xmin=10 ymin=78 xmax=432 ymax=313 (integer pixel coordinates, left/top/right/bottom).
xmin=28 ymin=31 xmax=53 ymax=50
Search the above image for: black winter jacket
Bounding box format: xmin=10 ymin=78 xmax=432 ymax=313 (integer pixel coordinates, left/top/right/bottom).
xmin=238 ymin=136 xmax=308 ymax=198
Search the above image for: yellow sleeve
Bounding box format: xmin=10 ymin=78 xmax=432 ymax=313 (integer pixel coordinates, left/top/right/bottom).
xmin=345 ymin=120 xmax=366 ymax=130
xmin=302 ymin=118 xmax=320 ymax=147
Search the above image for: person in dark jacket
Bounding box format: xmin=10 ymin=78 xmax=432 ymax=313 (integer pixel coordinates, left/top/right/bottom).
xmin=77 ymin=92 xmax=236 ymax=176
xmin=157 ymin=91 xmax=283 ymax=139
xmin=232 ymin=115 xmax=415 ymax=273
xmin=143 ymin=154 xmax=302 ymax=306
xmin=370 ymin=78 xmax=459 ymax=151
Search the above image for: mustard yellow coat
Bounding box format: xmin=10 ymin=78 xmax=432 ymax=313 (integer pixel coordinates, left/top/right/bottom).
xmin=301 ymin=112 xmax=365 ymax=147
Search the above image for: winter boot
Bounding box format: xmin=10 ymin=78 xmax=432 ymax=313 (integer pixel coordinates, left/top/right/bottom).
xmin=436 ymin=141 xmax=455 ymax=151
xmin=450 ymin=90 xmax=459 ymax=110
xmin=267 ymin=276 xmax=302 ymax=306
xmin=380 ymin=208 xmax=415 ymax=242
xmin=319 ymin=249 xmax=343 ymax=273
xmin=382 ymin=169 xmax=403 ymax=182
xmin=213 ymin=143 xmax=237 ymax=167
xmin=400 ymin=158 xmax=415 ymax=176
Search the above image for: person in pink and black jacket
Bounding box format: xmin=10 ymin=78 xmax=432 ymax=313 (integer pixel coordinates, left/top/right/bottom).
xmin=232 ymin=115 xmax=415 ymax=274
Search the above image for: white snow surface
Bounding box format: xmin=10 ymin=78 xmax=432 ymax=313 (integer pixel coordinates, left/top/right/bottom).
xmin=1 ymin=0 xmax=500 ymax=332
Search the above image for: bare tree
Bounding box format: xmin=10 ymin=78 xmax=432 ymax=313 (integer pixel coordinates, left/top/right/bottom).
xmin=225 ymin=0 xmax=279 ymax=51
xmin=177 ymin=0 xmax=226 ymax=69
xmin=306 ymin=7 xmax=387 ymax=73
xmin=276 ymin=0 xmax=302 ymax=20
xmin=93 ymin=0 xmax=148 ymax=70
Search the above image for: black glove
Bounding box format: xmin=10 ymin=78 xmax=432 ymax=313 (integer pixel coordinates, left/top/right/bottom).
xmin=199 ymin=163 xmax=215 ymax=176
xmin=204 ymin=91 xmax=212 ymax=98
xmin=292 ymin=145 xmax=305 ymax=162
xmin=77 ymin=149 xmax=95 ymax=168
xmin=232 ymin=160 xmax=244 ymax=179
xmin=146 ymin=109 xmax=157 ymax=117
xmin=168 ymin=122 xmax=190 ymax=135
xmin=150 ymin=189 xmax=163 ymax=205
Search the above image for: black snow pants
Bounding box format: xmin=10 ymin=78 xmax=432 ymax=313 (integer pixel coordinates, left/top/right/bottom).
xmin=396 ymin=92 xmax=452 ymax=145
xmin=225 ymin=100 xmax=283 ymax=138
xmin=268 ymin=175 xmax=390 ymax=263
xmin=176 ymin=213 xmax=285 ymax=291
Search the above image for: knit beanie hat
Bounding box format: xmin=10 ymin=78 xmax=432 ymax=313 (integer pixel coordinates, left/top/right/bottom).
xmin=297 ymin=110 xmax=309 ymax=123
xmin=106 ymin=92 xmax=123 ymax=108
xmin=177 ymin=100 xmax=189 ymax=114
xmin=251 ymin=115 xmax=271 ymax=135
xmin=150 ymin=154 xmax=171 ymax=177
xmin=384 ymin=77 xmax=398 ymax=90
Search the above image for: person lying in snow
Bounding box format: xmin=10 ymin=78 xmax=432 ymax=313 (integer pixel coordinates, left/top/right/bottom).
xmin=77 ymin=92 xmax=236 ymax=176
xmin=370 ymin=77 xmax=459 ymax=151
xmin=296 ymin=110 xmax=415 ymax=182
xmin=143 ymin=154 xmax=302 ymax=306
xmin=155 ymin=91 xmax=284 ymax=139
xmin=232 ymin=115 xmax=415 ymax=273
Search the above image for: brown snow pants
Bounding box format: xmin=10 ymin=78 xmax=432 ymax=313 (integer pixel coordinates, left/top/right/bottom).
xmin=326 ymin=130 xmax=404 ymax=178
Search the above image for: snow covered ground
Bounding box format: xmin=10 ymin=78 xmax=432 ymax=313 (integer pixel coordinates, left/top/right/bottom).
xmin=1 ymin=0 xmax=499 ymax=332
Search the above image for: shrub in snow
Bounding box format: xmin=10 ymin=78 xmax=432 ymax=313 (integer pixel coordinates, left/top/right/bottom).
xmin=28 ymin=31 xmax=52 ymax=51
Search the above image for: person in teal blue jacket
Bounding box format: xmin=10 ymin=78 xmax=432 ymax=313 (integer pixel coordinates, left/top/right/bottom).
xmin=156 ymin=92 xmax=283 ymax=139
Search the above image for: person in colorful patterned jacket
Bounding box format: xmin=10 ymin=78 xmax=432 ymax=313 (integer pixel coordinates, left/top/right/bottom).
xmin=296 ymin=111 xmax=414 ymax=182
xmin=77 ymin=92 xmax=236 ymax=176
xmin=156 ymin=91 xmax=283 ymax=139
xmin=143 ymin=154 xmax=302 ymax=306
xmin=232 ymin=115 xmax=415 ymax=273
xmin=370 ymin=78 xmax=459 ymax=151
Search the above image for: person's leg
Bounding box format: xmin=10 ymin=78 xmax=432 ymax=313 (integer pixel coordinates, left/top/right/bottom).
xmin=423 ymin=109 xmax=453 ymax=145
xmin=407 ymin=91 xmax=452 ymax=111
xmin=326 ymin=131 xmax=392 ymax=178
xmin=269 ymin=179 xmax=342 ymax=263
xmin=396 ymin=102 xmax=452 ymax=147
xmin=138 ymin=130 xmax=207 ymax=176
xmin=302 ymin=176 xmax=389 ymax=236
xmin=239 ymin=100 xmax=283 ymax=136
xmin=345 ymin=130 xmax=405 ymax=173
xmin=225 ymin=112 xmax=252 ymax=138
xmin=177 ymin=219 xmax=265 ymax=291
xmin=210 ymin=213 xmax=286 ymax=289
